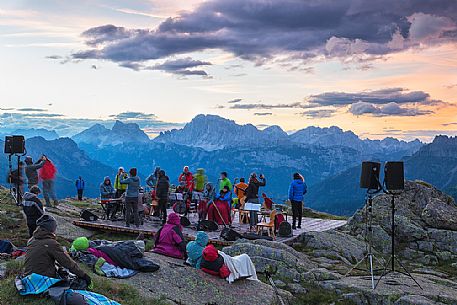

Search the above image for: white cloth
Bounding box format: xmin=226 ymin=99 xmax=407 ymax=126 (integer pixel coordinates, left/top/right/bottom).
xmin=219 ymin=251 xmax=258 ymax=283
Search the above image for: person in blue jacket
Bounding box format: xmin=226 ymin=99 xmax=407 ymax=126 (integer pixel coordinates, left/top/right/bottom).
xmin=288 ymin=172 xmax=307 ymax=230
xmin=75 ymin=176 xmax=85 ymax=201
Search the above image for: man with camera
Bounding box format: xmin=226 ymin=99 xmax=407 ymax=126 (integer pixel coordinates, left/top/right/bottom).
xmin=24 ymin=155 xmax=46 ymax=190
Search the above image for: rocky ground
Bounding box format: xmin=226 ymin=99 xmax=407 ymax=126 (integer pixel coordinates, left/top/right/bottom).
xmin=1 ymin=181 xmax=457 ymax=304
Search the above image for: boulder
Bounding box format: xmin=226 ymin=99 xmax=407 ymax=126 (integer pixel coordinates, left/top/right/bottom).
xmin=394 ymin=295 xmax=446 ymax=305
xmin=422 ymin=198 xmax=457 ymax=231
xmin=222 ymin=239 xmax=316 ymax=282
xmin=118 ymin=252 xmax=278 ymax=305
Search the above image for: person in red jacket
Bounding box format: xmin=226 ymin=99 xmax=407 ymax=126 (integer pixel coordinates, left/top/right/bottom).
xmin=200 ymin=244 xmax=230 ymax=279
xmin=39 ymin=156 xmax=58 ymax=207
xmin=178 ymin=166 xmax=194 ymax=192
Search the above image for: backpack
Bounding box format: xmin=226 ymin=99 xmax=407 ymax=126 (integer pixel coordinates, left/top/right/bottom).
xmin=278 ymin=221 xmax=292 ymax=237
xmin=274 ymin=213 xmax=285 ymax=231
xmin=80 ymin=209 xmax=99 ymax=221
xmin=173 ymin=201 xmax=187 ymax=214
xmin=220 ymin=227 xmax=242 ymax=241
xmin=197 ymin=220 xmax=218 ymax=232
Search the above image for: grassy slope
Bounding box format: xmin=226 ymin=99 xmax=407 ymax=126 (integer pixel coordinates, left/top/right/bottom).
xmin=0 ymin=188 xmax=164 ymax=305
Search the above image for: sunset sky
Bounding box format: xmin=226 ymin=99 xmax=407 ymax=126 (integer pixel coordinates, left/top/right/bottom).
xmin=1 ymin=0 xmax=457 ymax=141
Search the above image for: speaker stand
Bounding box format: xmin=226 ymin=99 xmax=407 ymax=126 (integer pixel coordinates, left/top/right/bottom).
xmin=375 ymin=194 xmax=422 ymax=289
xmin=345 ymin=193 xmax=384 ymax=289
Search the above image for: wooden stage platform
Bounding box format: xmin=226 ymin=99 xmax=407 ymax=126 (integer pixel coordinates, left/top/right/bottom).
xmin=73 ymin=211 xmax=347 ymax=246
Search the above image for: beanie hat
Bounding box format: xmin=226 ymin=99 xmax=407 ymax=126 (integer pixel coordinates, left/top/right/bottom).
xmin=71 ymin=237 xmax=90 ymax=252
xmin=25 ymin=156 xmax=33 ymax=164
xmin=29 ymin=185 xmax=41 ymax=194
xmin=36 ymin=214 xmax=57 ymax=233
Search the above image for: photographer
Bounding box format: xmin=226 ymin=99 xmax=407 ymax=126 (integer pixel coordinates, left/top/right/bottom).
xmin=8 ymin=161 xmax=25 ymax=202
xmin=245 ymin=173 xmax=266 ymax=228
xmin=24 ymin=155 xmax=45 ymax=190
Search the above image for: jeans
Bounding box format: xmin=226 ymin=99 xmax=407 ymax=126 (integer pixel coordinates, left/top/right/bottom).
xmin=125 ymin=196 xmax=140 ymax=227
xmin=291 ymin=200 xmax=303 ymax=228
xmin=247 ymin=198 xmax=259 ymax=227
xmin=158 ymin=198 xmax=168 ymax=224
xmin=43 ymin=179 xmax=57 ymax=207
xmin=77 ymin=189 xmax=83 ymax=201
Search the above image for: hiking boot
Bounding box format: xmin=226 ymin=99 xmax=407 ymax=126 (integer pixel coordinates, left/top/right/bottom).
xmin=297 ymin=225 xmax=302 ymax=229
xmin=292 ymin=225 xmax=297 ymax=230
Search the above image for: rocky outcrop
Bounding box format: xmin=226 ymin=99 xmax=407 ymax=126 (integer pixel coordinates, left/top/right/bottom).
xmin=223 ymin=239 xmax=317 ymax=282
xmin=346 ymin=181 xmax=457 ymax=264
xmin=118 ymin=252 xmax=284 ymax=305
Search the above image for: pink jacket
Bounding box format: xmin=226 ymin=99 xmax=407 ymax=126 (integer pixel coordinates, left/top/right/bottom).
xmin=153 ymin=213 xmax=186 ymax=259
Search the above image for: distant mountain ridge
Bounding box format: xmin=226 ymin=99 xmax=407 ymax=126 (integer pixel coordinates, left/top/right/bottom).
xmin=154 ymin=114 xmax=422 ymax=156
xmin=72 ymin=120 xmax=150 ymax=147
xmin=0 ymin=128 xmax=59 ymax=140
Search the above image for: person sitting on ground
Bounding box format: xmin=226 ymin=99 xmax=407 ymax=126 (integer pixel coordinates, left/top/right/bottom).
xmin=146 ymin=166 xmax=161 ymax=190
xmin=234 ymin=177 xmax=248 ymax=205
xmin=156 ymin=170 xmax=170 ymax=224
xmin=120 ymin=168 xmax=141 ymax=228
xmin=207 ymin=186 xmax=232 ymax=225
xmin=24 ymin=214 xmax=91 ymax=287
xmin=288 ymin=172 xmax=307 ymax=230
xmin=100 ymin=176 xmax=117 ymax=220
xmin=186 ymin=231 xmax=209 ymax=269
xmin=22 ymin=185 xmax=44 ymax=237
xmin=218 ymin=172 xmax=232 ymax=192
xmin=153 ymin=213 xmax=187 ymax=259
xmin=200 ymin=244 xmax=230 ymax=279
xmin=194 ymin=168 xmax=208 ymax=193
xmin=24 ymin=155 xmax=45 ymax=190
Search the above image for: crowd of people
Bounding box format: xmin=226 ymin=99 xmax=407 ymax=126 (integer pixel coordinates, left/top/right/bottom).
xmin=97 ymin=165 xmax=308 ymax=231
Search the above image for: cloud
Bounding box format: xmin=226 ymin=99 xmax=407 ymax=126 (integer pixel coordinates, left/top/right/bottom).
xmin=145 ymin=57 xmax=212 ymax=76
xmin=109 ymin=112 xmax=158 ymax=120
xmin=300 ymin=109 xmax=336 ymax=118
xmin=254 ymin=112 xmax=273 ymax=116
xmin=72 ymin=1 xmax=457 ymax=70
xmin=230 ymin=102 xmax=306 ymax=110
xmin=227 ymin=98 xmax=242 ymax=104
xmin=349 ymin=101 xmax=432 ymax=117
xmin=445 ymin=83 xmax=457 ymax=89
xmin=16 ymin=108 xmax=47 ymax=112
xmin=307 ymin=88 xmax=441 ymax=106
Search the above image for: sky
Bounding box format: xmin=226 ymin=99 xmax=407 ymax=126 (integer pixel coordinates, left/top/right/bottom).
xmin=1 ymin=0 xmax=457 ymax=141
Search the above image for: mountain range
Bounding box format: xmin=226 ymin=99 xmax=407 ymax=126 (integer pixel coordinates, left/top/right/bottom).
xmin=4 ymin=114 xmax=455 ymax=216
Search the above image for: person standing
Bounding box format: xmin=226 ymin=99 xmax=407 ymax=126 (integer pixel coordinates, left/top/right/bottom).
xmin=146 ymin=166 xmax=161 ymax=189
xmin=24 ymin=156 xmax=45 ymax=190
xmin=114 ymin=167 xmax=128 ymax=198
xmin=120 ymin=168 xmax=141 ymax=228
xmin=100 ymin=176 xmax=116 ymax=220
xmin=245 ymin=173 xmax=266 ymax=228
xmin=194 ymin=168 xmax=208 ymax=193
xmin=156 ymin=170 xmax=170 ymax=225
xmin=218 ymin=172 xmax=232 ymax=192
xmin=288 ymin=173 xmax=307 ymax=230
xmin=234 ymin=177 xmax=248 ymax=204
xmin=39 ymin=156 xmax=58 ymax=207
xmin=179 ymin=166 xmax=194 ymax=192
xmin=8 ymin=161 xmax=25 ymax=203
xmin=22 ymin=185 xmax=44 ymax=237
xmin=75 ymin=176 xmax=85 ymax=201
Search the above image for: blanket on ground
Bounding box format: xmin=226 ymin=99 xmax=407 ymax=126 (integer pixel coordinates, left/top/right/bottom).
xmin=65 ymin=289 xmax=121 ymax=305
xmin=95 ymin=258 xmax=138 ymax=279
xmin=16 ymin=273 xmax=62 ymax=295
xmin=219 ymin=252 xmax=258 ymax=284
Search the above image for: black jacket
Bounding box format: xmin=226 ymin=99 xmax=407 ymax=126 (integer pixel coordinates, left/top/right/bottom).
xmin=245 ymin=178 xmax=266 ymax=201
xmin=22 ymin=192 xmax=44 ymax=225
xmin=25 ymin=160 xmax=45 ymax=185
xmin=156 ymin=176 xmax=170 ymax=200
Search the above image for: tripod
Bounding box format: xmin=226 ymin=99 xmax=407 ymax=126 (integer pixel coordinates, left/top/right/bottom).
xmin=375 ymin=194 xmax=422 ymax=289
xmin=345 ymin=192 xmax=384 ymax=289
xmin=2 ymin=154 xmax=22 ymax=205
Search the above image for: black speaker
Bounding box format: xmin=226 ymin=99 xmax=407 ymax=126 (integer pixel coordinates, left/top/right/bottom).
xmin=4 ymin=135 xmax=25 ymax=154
xmin=360 ymin=161 xmax=381 ymax=189
xmin=80 ymin=209 xmax=99 ymax=221
xmin=385 ymin=161 xmax=404 ymax=191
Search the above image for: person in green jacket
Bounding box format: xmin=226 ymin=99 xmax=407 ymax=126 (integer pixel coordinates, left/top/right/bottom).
xmin=219 ymin=172 xmax=232 ymax=192
xmin=194 ymin=168 xmax=208 ymax=192
xmin=114 ymin=167 xmax=128 ymax=198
